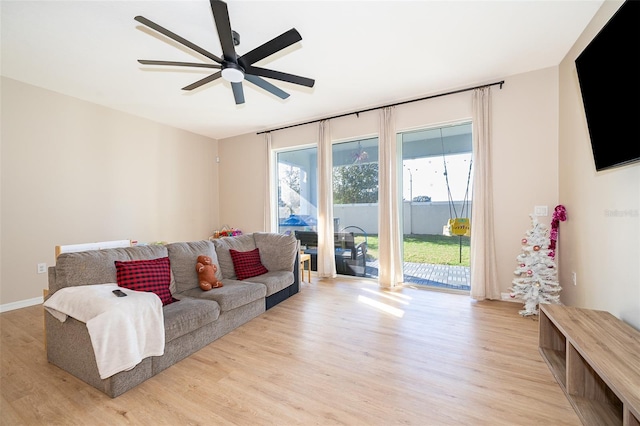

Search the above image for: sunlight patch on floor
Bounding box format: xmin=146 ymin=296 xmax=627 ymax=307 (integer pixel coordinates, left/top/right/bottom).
xmin=361 ymin=287 xmax=410 ymax=305
xmin=357 ymin=295 xmax=405 ymax=317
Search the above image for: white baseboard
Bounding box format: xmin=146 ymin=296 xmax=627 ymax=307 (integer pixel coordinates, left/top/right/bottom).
xmin=0 ymin=296 xmax=43 ymax=313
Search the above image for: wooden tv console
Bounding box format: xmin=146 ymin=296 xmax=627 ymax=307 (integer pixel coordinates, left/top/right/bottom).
xmin=539 ymin=304 xmax=640 ymax=426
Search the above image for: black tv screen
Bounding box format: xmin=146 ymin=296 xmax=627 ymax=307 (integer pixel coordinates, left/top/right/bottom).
xmin=575 ymin=0 xmax=640 ymax=171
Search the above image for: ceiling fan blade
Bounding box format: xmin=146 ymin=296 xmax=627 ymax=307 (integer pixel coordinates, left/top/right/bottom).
xmin=239 ymin=28 xmax=302 ymax=67
xmin=135 ymin=16 xmax=222 ymax=64
xmin=245 ymin=75 xmax=289 ymax=100
xmin=245 ymin=66 xmax=315 ymax=88
xmin=138 ymin=60 xmax=221 ymax=69
xmin=209 ymin=0 xmax=237 ymax=62
xmin=182 ymin=71 xmax=222 ymax=91
xmin=231 ymin=82 xmax=245 ymax=104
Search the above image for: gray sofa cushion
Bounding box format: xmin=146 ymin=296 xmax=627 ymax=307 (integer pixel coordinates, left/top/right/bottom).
xmin=212 ymin=234 xmax=258 ymax=279
xmin=50 ymin=245 xmax=168 ymax=295
xmin=177 ymin=280 xmax=266 ymax=312
xmin=166 ymin=240 xmax=221 ymax=293
xmin=162 ymin=298 xmax=220 ymax=343
xmin=254 ymin=232 xmax=298 ymax=272
xmin=241 ymin=270 xmax=294 ymax=297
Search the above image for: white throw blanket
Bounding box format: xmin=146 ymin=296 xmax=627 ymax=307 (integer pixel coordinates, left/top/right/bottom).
xmin=44 ymin=283 xmax=165 ymax=379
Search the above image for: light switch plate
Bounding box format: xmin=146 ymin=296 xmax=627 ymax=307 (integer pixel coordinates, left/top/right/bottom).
xmin=534 ymin=205 xmax=548 ymax=216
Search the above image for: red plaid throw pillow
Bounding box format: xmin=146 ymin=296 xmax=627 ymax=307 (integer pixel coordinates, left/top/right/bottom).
xmin=115 ymin=257 xmax=175 ymax=306
xmin=229 ymin=248 xmax=268 ymax=280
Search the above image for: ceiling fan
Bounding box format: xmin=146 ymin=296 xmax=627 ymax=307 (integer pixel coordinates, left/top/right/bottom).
xmin=135 ymin=0 xmax=315 ymax=105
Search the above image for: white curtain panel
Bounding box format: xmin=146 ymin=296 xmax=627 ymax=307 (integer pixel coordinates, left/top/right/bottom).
xmin=470 ymin=87 xmax=500 ymax=300
xmin=377 ymin=107 xmax=403 ymax=288
xmin=264 ymin=132 xmax=273 ymax=232
xmin=317 ymin=120 xmax=337 ymax=278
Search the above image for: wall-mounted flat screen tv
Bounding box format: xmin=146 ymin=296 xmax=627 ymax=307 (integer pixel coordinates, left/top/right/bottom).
xmin=575 ymin=0 xmax=640 ymax=171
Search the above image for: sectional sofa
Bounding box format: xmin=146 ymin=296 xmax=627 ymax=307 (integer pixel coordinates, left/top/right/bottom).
xmin=44 ymin=232 xmax=299 ymax=397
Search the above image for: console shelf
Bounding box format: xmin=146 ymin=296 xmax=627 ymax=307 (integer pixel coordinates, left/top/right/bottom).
xmin=539 ymin=304 xmax=640 ymax=426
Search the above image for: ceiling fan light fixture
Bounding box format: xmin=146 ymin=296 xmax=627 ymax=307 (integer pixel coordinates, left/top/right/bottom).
xmin=135 ymin=0 xmax=314 ymax=103
xmin=221 ymin=62 xmax=244 ymax=83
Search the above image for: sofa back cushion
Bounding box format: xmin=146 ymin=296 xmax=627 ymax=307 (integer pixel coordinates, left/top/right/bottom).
xmin=166 ymin=240 xmax=221 ymax=294
xmin=50 ymin=245 xmax=169 ymax=295
xmin=212 ymin=234 xmax=257 ymax=279
xmin=253 ymin=232 xmax=298 ymax=272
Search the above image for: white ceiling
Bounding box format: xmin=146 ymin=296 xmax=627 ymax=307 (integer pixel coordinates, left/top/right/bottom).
xmin=1 ymin=0 xmax=604 ymax=140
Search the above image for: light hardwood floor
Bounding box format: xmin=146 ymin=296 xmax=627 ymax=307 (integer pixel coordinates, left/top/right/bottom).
xmin=1 ymin=278 xmax=580 ymax=425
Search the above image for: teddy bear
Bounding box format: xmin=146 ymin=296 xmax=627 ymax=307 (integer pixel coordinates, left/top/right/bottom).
xmin=196 ymin=255 xmax=223 ymax=291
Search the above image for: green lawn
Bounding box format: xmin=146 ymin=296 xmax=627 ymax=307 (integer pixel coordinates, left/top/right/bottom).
xmin=360 ymin=234 xmax=470 ymax=267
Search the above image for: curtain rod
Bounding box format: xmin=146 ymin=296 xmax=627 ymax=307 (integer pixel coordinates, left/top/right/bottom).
xmin=257 ymin=80 xmax=504 ymax=135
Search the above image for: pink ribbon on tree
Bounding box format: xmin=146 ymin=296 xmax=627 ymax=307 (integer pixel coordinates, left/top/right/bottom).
xmin=549 ymin=205 xmax=567 ymax=259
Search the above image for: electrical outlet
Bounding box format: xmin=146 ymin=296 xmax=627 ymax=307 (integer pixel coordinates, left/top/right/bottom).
xmin=37 ymin=263 xmax=47 ymax=274
xmin=572 ymin=272 xmax=577 ymax=286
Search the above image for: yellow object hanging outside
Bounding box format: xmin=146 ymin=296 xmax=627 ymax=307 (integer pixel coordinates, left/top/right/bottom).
xmin=448 ymin=218 xmax=471 ymax=237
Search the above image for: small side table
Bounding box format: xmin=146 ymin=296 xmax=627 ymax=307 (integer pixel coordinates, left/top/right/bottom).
xmin=300 ymin=252 xmax=311 ymax=283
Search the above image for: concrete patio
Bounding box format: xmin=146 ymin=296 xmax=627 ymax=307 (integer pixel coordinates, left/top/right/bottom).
xmin=364 ymin=260 xmax=471 ymax=292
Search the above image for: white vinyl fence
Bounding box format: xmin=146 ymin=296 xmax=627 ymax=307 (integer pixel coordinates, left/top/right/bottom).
xmin=333 ymin=201 xmax=471 ymax=235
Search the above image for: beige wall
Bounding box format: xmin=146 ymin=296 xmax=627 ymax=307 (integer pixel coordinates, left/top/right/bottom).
xmin=219 ymin=67 xmax=561 ymax=303
xmin=558 ymin=0 xmax=639 ymax=329
xmin=0 ymin=77 xmax=220 ymax=309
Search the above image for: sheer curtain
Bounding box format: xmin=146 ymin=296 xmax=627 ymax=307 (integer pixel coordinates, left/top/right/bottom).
xmin=263 ymin=132 xmax=273 ymax=232
xmin=377 ymin=107 xmax=403 ymax=288
xmin=317 ymin=120 xmax=336 ymax=278
xmin=470 ymin=87 xmax=500 ymax=300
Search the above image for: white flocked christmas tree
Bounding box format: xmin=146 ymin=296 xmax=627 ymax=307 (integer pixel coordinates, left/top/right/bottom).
xmin=511 ymin=214 xmax=562 ymax=316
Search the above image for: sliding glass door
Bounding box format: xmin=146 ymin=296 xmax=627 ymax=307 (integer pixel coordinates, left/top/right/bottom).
xmin=276 ymin=147 xmax=318 ymax=235
xmin=332 ymin=138 xmax=379 ymax=277
xmin=275 ymin=139 xmax=380 ymax=278
xmin=400 ymin=123 xmax=473 ymax=291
